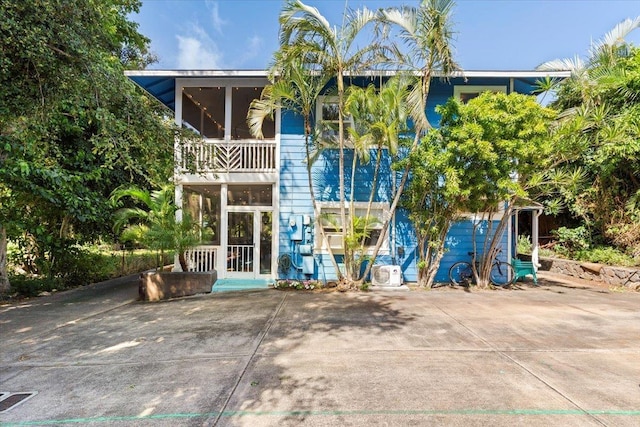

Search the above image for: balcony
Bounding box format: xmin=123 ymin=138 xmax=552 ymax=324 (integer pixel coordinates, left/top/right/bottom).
xmin=180 ymin=140 xmax=277 ymax=173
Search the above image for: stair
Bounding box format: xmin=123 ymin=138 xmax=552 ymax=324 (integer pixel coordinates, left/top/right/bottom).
xmin=212 ymin=278 xmax=273 ymax=292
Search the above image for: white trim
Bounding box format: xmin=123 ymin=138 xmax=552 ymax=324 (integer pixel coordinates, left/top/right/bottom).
xmin=127 ymin=69 xmax=572 ymax=79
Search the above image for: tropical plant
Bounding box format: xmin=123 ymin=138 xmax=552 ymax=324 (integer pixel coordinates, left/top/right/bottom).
xmin=247 ymin=51 xmax=343 ymax=275
xmin=537 ymin=17 xmax=640 ymax=257
xmin=0 ymin=0 xmax=174 ymax=293
xmin=111 ymin=185 xmax=201 ymax=272
xmin=359 ymin=0 xmax=460 ymax=284
xmin=343 ymin=76 xmax=411 ymax=279
xmin=277 ymin=0 xmax=382 ymax=286
xmin=420 ymin=92 xmax=557 ymax=288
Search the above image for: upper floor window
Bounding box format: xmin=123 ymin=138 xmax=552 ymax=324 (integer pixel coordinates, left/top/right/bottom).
xmin=453 ymin=85 xmax=507 ymax=104
xmin=316 ymin=96 xmax=353 ymax=143
xmin=181 ymin=86 xmax=275 ymax=140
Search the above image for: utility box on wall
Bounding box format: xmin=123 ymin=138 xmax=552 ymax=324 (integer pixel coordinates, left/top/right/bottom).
xmin=289 ymin=215 xmax=303 ymax=241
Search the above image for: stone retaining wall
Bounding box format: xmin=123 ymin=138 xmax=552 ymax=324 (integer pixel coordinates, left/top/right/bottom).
xmin=532 ymin=256 xmax=640 ymax=290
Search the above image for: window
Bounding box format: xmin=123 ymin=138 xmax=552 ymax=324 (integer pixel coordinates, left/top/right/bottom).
xmin=316 ymin=202 xmax=389 ymax=254
xmin=232 ymin=87 xmax=274 ymax=140
xmin=183 ymin=185 xmax=221 ymax=245
xmin=316 ymin=96 xmax=353 ymax=143
xmin=453 ymin=85 xmax=507 ymax=104
xmin=227 ymin=184 xmax=272 ymax=206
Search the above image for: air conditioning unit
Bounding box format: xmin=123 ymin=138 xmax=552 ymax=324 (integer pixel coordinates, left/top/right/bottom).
xmin=371 ymin=265 xmax=402 ymax=287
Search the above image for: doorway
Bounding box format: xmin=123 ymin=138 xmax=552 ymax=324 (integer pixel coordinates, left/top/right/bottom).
xmin=226 ymin=210 xmax=272 ymax=278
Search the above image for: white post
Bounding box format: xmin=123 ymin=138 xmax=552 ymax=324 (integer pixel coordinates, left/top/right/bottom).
xmin=173 ymin=184 xmax=184 ymax=272
xmin=531 ymin=209 xmax=541 ymax=269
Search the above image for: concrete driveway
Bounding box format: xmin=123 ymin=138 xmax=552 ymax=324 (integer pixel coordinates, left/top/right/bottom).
xmin=1 ymin=273 xmax=639 ymax=426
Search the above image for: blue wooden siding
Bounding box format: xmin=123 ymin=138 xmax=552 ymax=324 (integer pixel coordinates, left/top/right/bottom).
xmin=277 ymin=77 xmax=522 ymax=283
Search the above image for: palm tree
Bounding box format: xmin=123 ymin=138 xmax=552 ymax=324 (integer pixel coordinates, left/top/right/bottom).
xmin=360 ymin=0 xmax=460 ymax=283
xmin=247 ymin=51 xmax=344 ymax=276
xmin=278 ymin=0 xmax=381 ymax=284
xmin=344 ymin=76 xmax=410 ymax=280
xmin=111 ymin=185 xmax=201 ymax=272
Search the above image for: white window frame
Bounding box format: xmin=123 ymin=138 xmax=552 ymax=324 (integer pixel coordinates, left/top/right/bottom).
xmin=315 ymin=202 xmax=390 ymax=255
xmin=453 ymin=85 xmax=507 ymax=103
xmin=316 ymin=96 xmax=354 ymax=143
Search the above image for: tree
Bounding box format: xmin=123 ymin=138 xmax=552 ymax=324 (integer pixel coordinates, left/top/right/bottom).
xmin=359 ymin=0 xmax=460 ymax=284
xmin=277 ymin=0 xmax=381 ymax=286
xmin=427 ymin=92 xmax=557 ymax=288
xmin=343 ymin=77 xmax=410 ymax=280
xmin=111 ymin=185 xmax=201 ymax=272
xmin=247 ymin=52 xmax=344 ymax=276
xmin=537 ymin=17 xmax=640 ymax=256
xmin=0 ymin=0 xmax=175 ymax=292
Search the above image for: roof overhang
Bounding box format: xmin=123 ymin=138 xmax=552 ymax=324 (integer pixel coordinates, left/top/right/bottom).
xmin=125 ymin=69 xmax=572 ymax=111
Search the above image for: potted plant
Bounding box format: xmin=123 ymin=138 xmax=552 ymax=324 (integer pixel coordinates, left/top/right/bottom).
xmin=111 ymin=185 xmax=216 ymax=300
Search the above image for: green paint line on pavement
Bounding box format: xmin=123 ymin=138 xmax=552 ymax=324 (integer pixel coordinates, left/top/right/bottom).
xmin=4 ymin=408 xmax=640 ymax=425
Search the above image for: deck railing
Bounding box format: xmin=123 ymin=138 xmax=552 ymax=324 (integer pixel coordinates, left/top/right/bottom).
xmin=185 ymin=246 xmax=218 ymax=273
xmin=180 ymin=140 xmax=277 ymax=173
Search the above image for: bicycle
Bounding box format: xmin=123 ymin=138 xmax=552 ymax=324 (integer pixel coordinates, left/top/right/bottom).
xmin=448 ymin=249 xmax=515 ymax=287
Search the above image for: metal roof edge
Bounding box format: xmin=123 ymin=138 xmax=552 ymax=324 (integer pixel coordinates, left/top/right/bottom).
xmin=124 ymin=69 xmax=571 ymax=79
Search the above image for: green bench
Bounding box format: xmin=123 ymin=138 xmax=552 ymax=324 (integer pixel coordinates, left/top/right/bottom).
xmin=512 ymin=259 xmax=538 ymax=284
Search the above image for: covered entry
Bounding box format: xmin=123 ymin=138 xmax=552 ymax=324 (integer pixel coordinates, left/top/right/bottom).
xmin=181 ymin=183 xmax=275 ymax=281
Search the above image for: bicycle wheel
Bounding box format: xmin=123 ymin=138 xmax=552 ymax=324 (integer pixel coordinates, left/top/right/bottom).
xmin=490 ymin=261 xmax=515 ymax=287
xmin=449 ymin=261 xmax=473 ymax=286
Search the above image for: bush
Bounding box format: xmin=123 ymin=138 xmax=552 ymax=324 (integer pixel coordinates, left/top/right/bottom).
xmin=574 ymin=246 xmax=638 ymax=267
xmin=552 ymin=226 xmax=592 ymax=257
xmin=517 ymin=235 xmax=532 ymax=254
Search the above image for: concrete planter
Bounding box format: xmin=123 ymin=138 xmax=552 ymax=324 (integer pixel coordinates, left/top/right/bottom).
xmin=139 ymin=270 xmax=217 ymax=301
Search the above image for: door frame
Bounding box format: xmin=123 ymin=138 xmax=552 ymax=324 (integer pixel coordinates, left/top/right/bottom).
xmin=225 ymin=206 xmax=274 ymax=279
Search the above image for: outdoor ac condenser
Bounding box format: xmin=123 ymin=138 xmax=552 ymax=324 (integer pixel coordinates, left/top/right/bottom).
xmin=371 ymin=265 xmax=402 ymax=287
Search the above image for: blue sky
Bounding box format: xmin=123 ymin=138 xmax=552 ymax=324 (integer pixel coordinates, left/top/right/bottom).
xmin=133 ymin=0 xmax=640 ymax=70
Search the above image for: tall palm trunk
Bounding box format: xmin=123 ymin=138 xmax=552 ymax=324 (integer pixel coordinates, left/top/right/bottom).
xmin=0 ymin=226 xmax=9 ymax=293
xmin=303 ymin=116 xmax=342 ymax=277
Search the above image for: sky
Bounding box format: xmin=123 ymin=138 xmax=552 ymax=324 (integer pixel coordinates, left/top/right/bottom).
xmin=132 ymin=0 xmax=640 ymax=71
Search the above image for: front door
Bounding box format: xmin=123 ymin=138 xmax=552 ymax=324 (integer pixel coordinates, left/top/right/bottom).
xmin=226 ymin=210 xmax=272 ymax=278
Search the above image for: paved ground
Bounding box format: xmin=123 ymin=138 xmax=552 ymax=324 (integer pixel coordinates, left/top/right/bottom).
xmin=1 ymin=273 xmax=639 ymax=426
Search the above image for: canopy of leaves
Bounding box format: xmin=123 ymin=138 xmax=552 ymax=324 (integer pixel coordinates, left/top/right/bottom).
xmin=541 ymin=24 xmax=640 ymax=254
xmin=0 ymin=0 xmax=175 ymax=281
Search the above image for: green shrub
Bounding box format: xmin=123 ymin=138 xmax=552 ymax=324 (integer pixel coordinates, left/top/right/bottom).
xmin=574 ymin=246 xmax=638 ymax=267
xmin=517 ymin=235 xmax=532 ymax=254
xmin=552 ymin=226 xmax=592 ymax=257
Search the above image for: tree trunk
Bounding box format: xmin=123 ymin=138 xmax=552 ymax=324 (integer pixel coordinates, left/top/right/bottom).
xmin=0 ymin=226 xmax=10 ymax=293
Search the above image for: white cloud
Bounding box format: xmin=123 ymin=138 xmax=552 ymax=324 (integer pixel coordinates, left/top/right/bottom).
xmin=209 ymin=1 xmax=226 ymax=34
xmin=176 ymin=24 xmax=223 ymax=69
xmin=235 ymin=35 xmax=264 ymax=67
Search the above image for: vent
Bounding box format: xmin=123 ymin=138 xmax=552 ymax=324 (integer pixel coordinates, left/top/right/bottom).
xmin=0 ymin=392 xmax=37 ymax=413
xmin=371 ymin=265 xmax=402 ymax=287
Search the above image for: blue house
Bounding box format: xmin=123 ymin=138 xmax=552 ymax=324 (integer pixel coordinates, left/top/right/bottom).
xmin=126 ymin=69 xmax=568 ymax=288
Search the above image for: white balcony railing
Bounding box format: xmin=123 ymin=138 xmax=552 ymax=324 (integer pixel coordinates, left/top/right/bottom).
xmin=185 ymin=245 xmax=218 ymax=273
xmin=180 ymin=140 xmax=277 ymax=173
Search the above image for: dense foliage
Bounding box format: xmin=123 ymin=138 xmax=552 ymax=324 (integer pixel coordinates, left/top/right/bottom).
xmin=402 ymin=92 xmax=557 ymax=287
xmin=0 ymin=0 xmax=175 ymax=292
xmin=539 ymin=18 xmax=640 ymax=259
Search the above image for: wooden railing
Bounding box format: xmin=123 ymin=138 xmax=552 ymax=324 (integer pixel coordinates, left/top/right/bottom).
xmin=180 ymin=140 xmax=277 ymax=173
xmin=185 ymin=246 xmax=218 ymax=272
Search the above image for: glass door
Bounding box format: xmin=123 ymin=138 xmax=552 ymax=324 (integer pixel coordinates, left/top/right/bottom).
xmin=227 ymin=212 xmax=254 ymax=276
xmin=259 ymin=211 xmax=272 ymax=275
